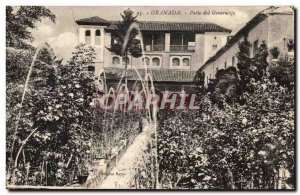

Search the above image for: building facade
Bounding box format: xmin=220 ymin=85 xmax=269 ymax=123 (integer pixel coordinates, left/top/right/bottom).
xmin=75 ymin=17 xmax=231 ymax=91
xmin=199 ymin=7 xmax=295 ymax=87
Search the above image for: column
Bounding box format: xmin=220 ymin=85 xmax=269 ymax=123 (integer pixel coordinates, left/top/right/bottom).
xmin=165 ymin=33 xmax=170 ymax=52
xmin=100 ymin=28 xmax=105 ymax=62
xmin=91 ymin=29 xmax=95 ymax=45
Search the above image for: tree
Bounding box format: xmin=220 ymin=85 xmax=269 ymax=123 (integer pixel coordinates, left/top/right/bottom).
xmin=193 ymin=70 xmax=205 ymax=92
xmin=107 ymin=8 xmax=142 ymax=83
xmin=237 ymin=36 xmax=269 ymax=92
xmin=236 ymin=35 xmax=252 ymax=91
xmin=210 ymin=67 xmax=241 ymax=104
xmin=269 ymin=57 xmax=294 ymax=88
xmin=252 ymin=41 xmax=269 ymax=81
xmin=6 ymin=6 xmax=56 ymax=49
xmin=68 ymin=43 xmax=96 ymax=68
xmin=7 ymin=43 xmax=96 ymax=185
xmin=157 ymin=75 xmax=295 ymax=189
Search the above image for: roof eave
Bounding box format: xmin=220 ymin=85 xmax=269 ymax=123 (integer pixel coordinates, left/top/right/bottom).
xmin=199 ymin=13 xmax=268 ymax=71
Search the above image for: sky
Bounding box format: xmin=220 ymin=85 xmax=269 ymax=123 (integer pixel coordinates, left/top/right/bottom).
xmin=27 ymin=6 xmax=268 ymax=61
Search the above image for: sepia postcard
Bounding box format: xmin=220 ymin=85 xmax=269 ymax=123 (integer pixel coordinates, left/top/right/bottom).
xmin=6 ymin=6 xmax=295 ymax=190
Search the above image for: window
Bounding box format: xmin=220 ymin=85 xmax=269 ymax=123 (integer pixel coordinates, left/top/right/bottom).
xmin=142 ymin=57 xmax=150 ymax=66
xmin=112 ymin=57 xmax=120 ymax=65
xmin=95 ymin=30 xmax=101 ymax=45
xmin=214 ymin=36 xmax=217 ymax=40
xmin=212 ymin=44 xmax=218 ymax=50
xmin=170 ymin=56 xmax=191 ymax=68
xmin=142 ymin=56 xmax=162 ymax=67
xmin=232 ymin=56 xmax=235 ymax=67
xmin=172 ymin=58 xmax=180 ymax=66
xmin=224 ymin=62 xmax=227 ymax=69
xmin=182 ymin=58 xmax=190 ymax=66
xmin=170 ymin=32 xmax=195 ymax=51
xmin=85 ymin=30 xmax=91 ymax=45
xmin=152 ymin=57 xmax=160 ymax=66
xmin=253 ymin=40 xmax=258 ymax=56
xmin=143 ymin=33 xmax=165 ymax=51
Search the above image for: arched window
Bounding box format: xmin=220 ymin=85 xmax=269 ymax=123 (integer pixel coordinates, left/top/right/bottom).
xmin=112 ymin=57 xmax=120 ymax=65
xmin=172 ymin=58 xmax=180 ymax=66
xmin=85 ymin=30 xmax=91 ymax=45
xmin=95 ymin=30 xmax=101 ymax=45
xmin=152 ymin=57 xmax=160 ymax=66
xmin=142 ymin=57 xmax=150 ymax=66
xmin=182 ymin=58 xmax=190 ymax=66
xmin=122 ymin=57 xmax=129 ymax=65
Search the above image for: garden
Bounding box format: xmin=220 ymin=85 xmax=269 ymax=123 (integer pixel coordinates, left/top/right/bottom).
xmin=155 ymin=39 xmax=295 ymax=189
xmin=6 ymin=6 xmax=295 ymax=189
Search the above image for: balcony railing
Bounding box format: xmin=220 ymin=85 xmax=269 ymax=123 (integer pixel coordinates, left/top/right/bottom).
xmin=143 ymin=44 xmax=196 ymax=52
xmin=144 ymin=45 xmax=165 ymax=52
xmin=170 ymin=45 xmax=195 ymax=52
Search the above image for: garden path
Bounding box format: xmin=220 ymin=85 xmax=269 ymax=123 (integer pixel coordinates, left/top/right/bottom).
xmin=97 ymin=123 xmax=153 ymax=189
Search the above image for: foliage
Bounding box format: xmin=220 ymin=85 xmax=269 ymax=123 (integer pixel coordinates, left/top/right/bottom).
xmin=107 ymin=8 xmax=142 ymax=67
xmin=6 ymin=6 xmax=56 ymax=49
xmin=131 ymin=134 xmax=156 ymax=189
xmin=209 ymin=38 xmax=269 ymax=103
xmin=7 ymin=43 xmax=96 ymax=185
xmin=193 ymin=70 xmax=205 ymax=92
xmin=209 ymin=67 xmax=241 ymax=104
xmin=6 ymin=48 xmax=33 ymax=85
xmin=268 ymin=57 xmax=294 ymax=89
xmin=236 ymin=35 xmax=252 ymax=90
xmin=286 ymin=40 xmax=294 ymax=51
xmin=252 ymin=41 xmax=269 ymax=81
xmin=157 ymin=76 xmax=294 ymax=189
xmin=158 ymin=41 xmax=294 ymax=189
xmin=270 ymin=47 xmax=280 ymax=59
xmin=68 ymin=43 xmax=96 ymax=67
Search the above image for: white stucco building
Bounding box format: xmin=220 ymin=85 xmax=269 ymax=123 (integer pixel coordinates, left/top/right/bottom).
xmin=199 ymin=6 xmax=295 ymax=87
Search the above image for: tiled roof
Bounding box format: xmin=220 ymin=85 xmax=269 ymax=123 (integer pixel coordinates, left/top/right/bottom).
xmin=76 ymin=16 xmax=110 ymax=25
xmin=103 ymin=67 xmax=197 ymax=82
xmin=76 ymin=16 xmax=231 ymax=33
xmin=106 ymin=21 xmax=231 ymax=33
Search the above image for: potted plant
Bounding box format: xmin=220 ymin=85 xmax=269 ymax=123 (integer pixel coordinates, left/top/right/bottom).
xmin=287 ymin=39 xmax=294 ymax=52
xmin=287 ymin=39 xmax=294 ymax=59
xmin=270 ymin=47 xmax=280 ymax=59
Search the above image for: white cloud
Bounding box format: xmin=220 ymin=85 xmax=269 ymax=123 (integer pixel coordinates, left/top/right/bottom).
xmin=36 ymin=23 xmax=54 ymax=36
xmin=48 ymin=32 xmax=78 ymax=61
xmin=49 ymin=32 xmax=78 ymax=49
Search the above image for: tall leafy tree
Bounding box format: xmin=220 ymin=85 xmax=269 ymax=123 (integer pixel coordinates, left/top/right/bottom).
xmin=237 ymin=36 xmax=269 ymax=92
xmin=236 ymin=35 xmax=253 ymax=91
xmin=252 ymin=41 xmax=269 ymax=81
xmin=209 ymin=67 xmax=241 ymax=105
xmin=107 ymin=8 xmax=142 ymax=81
xmin=68 ymin=43 xmax=96 ymax=68
xmin=6 ymin=6 xmax=56 ymax=49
